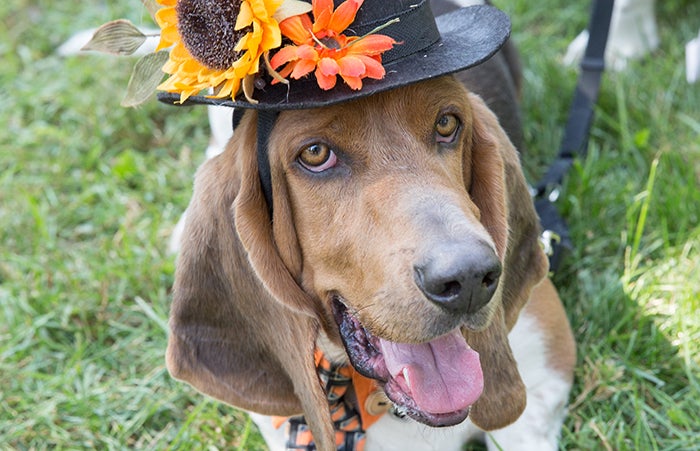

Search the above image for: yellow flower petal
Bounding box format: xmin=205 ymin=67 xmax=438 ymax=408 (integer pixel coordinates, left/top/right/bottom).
xmin=157 ymin=25 xmax=179 ymax=50
xmin=155 ymin=6 xmax=177 ymax=28
xmin=260 ymin=20 xmax=282 ymax=49
xmin=235 ymin=1 xmax=254 ymax=30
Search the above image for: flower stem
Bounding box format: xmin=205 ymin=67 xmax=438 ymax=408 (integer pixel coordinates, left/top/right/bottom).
xmin=345 ymin=18 xmax=400 ymax=49
xmin=309 ymin=30 xmax=329 ymax=50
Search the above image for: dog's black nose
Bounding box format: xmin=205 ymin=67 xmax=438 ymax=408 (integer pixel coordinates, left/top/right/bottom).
xmin=414 ymin=243 xmax=501 ymax=315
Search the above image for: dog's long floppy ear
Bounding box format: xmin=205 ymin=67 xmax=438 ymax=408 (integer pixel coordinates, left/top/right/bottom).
xmin=166 ymin=111 xmax=335 ymax=449
xmin=463 ymin=93 xmax=549 ymax=430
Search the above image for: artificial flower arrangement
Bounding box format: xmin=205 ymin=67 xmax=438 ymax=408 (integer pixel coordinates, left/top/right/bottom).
xmin=83 ymin=0 xmax=398 ymax=106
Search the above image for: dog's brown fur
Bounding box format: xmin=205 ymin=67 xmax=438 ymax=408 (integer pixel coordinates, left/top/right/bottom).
xmin=166 ymin=75 xmax=549 ymax=450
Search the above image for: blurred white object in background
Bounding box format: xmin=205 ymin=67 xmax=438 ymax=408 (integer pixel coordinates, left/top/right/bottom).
xmin=686 ymin=30 xmax=700 ymax=83
xmin=564 ymin=0 xmax=659 ymax=71
xmin=206 ymin=105 xmax=233 ymax=159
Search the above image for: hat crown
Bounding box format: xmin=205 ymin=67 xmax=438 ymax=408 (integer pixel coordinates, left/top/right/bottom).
xmin=334 ymin=0 xmax=442 ymax=64
xmin=351 ymin=0 xmax=433 ymax=24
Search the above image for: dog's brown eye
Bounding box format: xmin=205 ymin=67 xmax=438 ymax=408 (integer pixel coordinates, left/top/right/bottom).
xmin=298 ymin=143 xmax=337 ymax=172
xmin=435 ymin=113 xmax=460 ymax=143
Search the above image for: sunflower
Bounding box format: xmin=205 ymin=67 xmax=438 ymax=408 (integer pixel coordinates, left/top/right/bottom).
xmin=154 ymin=0 xmax=284 ymax=102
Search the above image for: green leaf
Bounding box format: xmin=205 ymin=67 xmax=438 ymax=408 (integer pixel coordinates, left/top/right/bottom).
xmin=121 ymin=50 xmax=169 ymax=107
xmin=81 ymin=19 xmax=148 ymax=56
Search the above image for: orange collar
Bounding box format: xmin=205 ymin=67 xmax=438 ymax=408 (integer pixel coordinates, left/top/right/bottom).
xmin=315 ymin=350 xmax=389 ymax=431
xmin=272 ymin=349 xmax=391 ymax=450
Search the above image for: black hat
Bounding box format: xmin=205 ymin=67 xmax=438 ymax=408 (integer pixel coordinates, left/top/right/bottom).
xmin=157 ymin=0 xmax=510 ymax=110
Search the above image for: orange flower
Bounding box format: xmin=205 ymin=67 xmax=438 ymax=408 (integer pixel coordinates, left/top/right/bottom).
xmin=270 ymin=0 xmax=397 ymax=90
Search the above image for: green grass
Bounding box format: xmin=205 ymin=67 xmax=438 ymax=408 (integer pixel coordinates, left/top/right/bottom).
xmin=1 ymin=0 xmax=698 ymax=449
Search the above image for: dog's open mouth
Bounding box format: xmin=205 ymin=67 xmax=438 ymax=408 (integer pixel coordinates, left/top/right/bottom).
xmin=332 ymin=298 xmax=483 ymax=427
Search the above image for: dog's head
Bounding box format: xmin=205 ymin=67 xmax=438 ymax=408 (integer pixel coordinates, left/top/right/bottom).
xmin=167 ymin=76 xmax=548 ymax=444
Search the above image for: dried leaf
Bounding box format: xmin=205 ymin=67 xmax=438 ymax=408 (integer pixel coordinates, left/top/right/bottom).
xmin=273 ymin=0 xmax=313 ymax=23
xmin=142 ymin=0 xmax=160 ymax=21
xmin=263 ymin=51 xmax=289 ymax=85
xmin=121 ymin=50 xmax=169 ymax=107
xmin=81 ymin=19 xmax=147 ymax=56
xmin=242 ymin=74 xmax=259 ymax=104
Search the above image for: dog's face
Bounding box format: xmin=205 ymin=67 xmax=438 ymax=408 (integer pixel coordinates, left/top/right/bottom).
xmin=265 ymin=77 xmax=510 ymax=426
xmin=168 ymin=75 xmax=548 ymax=444
xmin=274 ymin=77 xmax=501 ymax=334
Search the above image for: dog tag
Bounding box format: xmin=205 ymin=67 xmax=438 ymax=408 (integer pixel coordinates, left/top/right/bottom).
xmin=365 ymin=391 xmax=391 ymax=416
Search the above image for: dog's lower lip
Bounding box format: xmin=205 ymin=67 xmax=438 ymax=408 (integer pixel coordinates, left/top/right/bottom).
xmin=331 ymin=297 xmax=386 ymax=380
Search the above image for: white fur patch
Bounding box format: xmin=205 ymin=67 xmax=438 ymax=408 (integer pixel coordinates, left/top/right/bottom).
xmin=486 ymin=313 xmax=572 ymax=451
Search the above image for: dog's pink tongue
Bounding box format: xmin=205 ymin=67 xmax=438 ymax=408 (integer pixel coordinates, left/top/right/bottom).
xmin=379 ymin=329 xmax=483 ymax=414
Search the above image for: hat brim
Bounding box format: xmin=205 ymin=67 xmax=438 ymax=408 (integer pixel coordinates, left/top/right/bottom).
xmin=157 ymin=5 xmax=510 ymax=111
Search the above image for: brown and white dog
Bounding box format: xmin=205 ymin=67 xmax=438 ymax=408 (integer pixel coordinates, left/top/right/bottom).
xmin=165 ymin=2 xmax=576 ymax=447
xmin=56 ymin=3 xmax=575 ymax=448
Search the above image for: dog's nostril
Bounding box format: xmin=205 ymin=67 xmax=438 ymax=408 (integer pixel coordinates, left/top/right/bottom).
xmin=415 ymin=265 xmax=467 ymax=312
xmin=438 ymin=280 xmax=462 ymax=299
xmin=482 ymin=267 xmax=500 ymax=290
